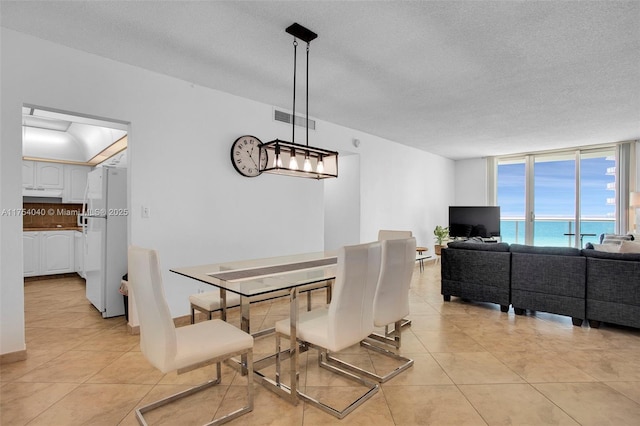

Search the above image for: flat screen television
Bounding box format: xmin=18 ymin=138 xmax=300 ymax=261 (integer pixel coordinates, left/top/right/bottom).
xmin=449 ymin=206 xmax=501 ymax=239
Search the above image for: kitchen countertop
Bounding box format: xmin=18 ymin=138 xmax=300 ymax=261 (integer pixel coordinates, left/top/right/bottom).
xmin=24 ymin=226 xmax=82 ymax=232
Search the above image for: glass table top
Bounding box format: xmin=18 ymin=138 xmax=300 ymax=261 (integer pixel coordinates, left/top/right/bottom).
xmin=171 ymin=251 xmax=337 ymax=297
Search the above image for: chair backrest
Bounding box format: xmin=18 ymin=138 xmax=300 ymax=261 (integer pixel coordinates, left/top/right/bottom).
xmin=373 ymin=237 xmax=417 ymax=327
xmin=378 ymin=230 xmax=413 ymax=241
xmin=128 ymin=246 xmax=177 ymax=373
xmin=327 ymin=241 xmax=382 ymax=352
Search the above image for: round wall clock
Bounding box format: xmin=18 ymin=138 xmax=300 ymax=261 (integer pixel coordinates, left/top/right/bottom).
xmin=230 ymin=135 xmax=267 ymax=177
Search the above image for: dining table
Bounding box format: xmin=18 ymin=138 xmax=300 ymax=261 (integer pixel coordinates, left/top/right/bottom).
xmin=170 ymin=250 xmax=338 ymax=405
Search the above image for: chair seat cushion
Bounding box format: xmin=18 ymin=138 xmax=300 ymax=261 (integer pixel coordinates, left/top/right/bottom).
xmin=174 ymin=319 xmax=253 ymax=371
xmin=189 ymin=291 xmax=241 ymax=311
xmin=276 ymin=308 xmax=339 ymax=351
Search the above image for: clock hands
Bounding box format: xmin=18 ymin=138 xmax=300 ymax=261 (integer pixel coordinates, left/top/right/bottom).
xmin=246 ymin=147 xmax=259 ymax=168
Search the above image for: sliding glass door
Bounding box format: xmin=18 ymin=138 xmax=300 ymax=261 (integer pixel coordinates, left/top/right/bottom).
xmin=579 ymin=151 xmax=616 ymax=246
xmin=497 ymin=159 xmax=526 ymax=244
xmin=533 ymin=153 xmax=576 ymax=246
xmin=497 ymin=148 xmax=616 ymax=248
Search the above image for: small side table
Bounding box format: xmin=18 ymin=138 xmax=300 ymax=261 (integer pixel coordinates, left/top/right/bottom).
xmin=416 ymin=247 xmax=429 ymax=272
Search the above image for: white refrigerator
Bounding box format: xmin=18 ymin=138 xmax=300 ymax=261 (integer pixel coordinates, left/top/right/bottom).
xmin=81 ymin=167 xmax=128 ymax=318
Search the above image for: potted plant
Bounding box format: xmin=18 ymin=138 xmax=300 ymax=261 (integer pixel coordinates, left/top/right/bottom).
xmin=433 ymin=225 xmax=449 ymax=255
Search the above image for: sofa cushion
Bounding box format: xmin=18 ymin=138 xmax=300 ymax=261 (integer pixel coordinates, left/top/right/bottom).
xmin=509 ymin=244 xmax=581 ymax=256
xmin=600 ymin=233 xmax=635 ymax=245
xmin=592 ymin=243 xmax=621 ymax=253
xmin=582 ymin=248 xmax=640 ymax=261
xmin=619 ymin=241 xmax=640 ymax=253
xmin=446 ymin=241 xmax=510 ymax=252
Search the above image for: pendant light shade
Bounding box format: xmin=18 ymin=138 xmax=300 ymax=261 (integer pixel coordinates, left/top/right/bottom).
xmin=261 ymin=139 xmax=338 ymax=179
xmin=260 ymin=23 xmax=338 ymax=180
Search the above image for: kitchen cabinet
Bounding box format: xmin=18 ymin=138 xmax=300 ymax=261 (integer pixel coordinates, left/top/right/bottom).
xmin=23 ymin=230 xmax=75 ymax=277
xmin=63 ymin=165 xmax=91 ymax=203
xmin=22 ymin=161 xmax=36 ymax=188
xmin=41 ymin=231 xmax=75 ymax=274
xmin=37 ymin=162 xmax=65 ymax=189
xmin=23 ymin=161 xmax=64 ymax=189
xmin=23 ymin=231 xmax=41 ymax=277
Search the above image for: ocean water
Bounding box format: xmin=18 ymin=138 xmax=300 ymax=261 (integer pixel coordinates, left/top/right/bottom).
xmin=500 ymin=220 xmax=615 ymax=247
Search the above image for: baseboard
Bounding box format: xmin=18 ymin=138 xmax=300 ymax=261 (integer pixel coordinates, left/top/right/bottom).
xmin=24 ymin=272 xmax=80 ymax=282
xmin=1 ymin=349 xmax=27 ymax=364
xmin=127 ymin=315 xmax=192 ymax=335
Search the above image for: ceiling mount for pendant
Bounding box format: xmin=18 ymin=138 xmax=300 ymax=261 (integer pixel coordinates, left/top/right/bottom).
xmin=285 ymin=23 xmax=318 ymax=43
xmin=260 ymin=22 xmax=338 ymax=180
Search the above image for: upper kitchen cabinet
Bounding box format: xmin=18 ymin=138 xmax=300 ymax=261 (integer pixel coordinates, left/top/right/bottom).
xmin=37 ymin=162 xmax=64 ymax=189
xmin=63 ymin=165 xmax=91 ymax=203
xmin=23 ymin=160 xmax=64 ymax=190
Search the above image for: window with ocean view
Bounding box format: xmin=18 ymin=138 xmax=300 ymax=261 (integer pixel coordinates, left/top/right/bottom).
xmin=497 ymin=148 xmax=616 ymax=248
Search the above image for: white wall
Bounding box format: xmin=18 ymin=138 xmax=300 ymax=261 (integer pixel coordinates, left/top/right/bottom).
xmin=324 ymin=153 xmax=360 ymax=250
xmin=0 ymin=29 xmax=454 ymax=356
xmin=454 ymin=158 xmax=488 ymax=206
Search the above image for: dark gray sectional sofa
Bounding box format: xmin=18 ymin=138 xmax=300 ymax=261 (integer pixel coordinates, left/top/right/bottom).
xmin=583 ymin=249 xmax=640 ymax=329
xmin=440 ymin=241 xmax=511 ymax=312
xmin=441 ymin=240 xmax=640 ymax=329
xmin=510 ymin=244 xmax=586 ymax=326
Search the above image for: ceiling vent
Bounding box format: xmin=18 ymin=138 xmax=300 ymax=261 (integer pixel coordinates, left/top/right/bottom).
xmin=274 ymin=109 xmax=315 ymax=131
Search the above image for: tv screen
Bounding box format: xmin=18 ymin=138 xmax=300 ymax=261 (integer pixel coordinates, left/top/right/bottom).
xmin=449 ymin=206 xmax=501 ymax=239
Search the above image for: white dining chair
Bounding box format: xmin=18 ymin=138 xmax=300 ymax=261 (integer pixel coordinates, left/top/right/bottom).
xmin=378 ymin=229 xmax=414 ymax=329
xmin=128 ymin=246 xmax=254 ymax=425
xmin=189 ymin=290 xmax=241 ymax=323
xmin=365 ymin=237 xmax=416 ymax=382
xmin=274 ymin=241 xmax=382 ymax=419
xmin=377 ymin=229 xmax=412 ymax=240
xmin=324 ymin=238 xmax=415 ymax=383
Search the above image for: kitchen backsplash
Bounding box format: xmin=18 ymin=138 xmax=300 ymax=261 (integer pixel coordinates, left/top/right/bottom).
xmin=23 ymin=202 xmax=82 ymax=229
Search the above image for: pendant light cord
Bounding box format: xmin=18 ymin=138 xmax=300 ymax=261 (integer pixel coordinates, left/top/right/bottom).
xmin=292 ymin=40 xmax=297 ymax=144
xmin=306 ymin=43 xmax=310 ymax=147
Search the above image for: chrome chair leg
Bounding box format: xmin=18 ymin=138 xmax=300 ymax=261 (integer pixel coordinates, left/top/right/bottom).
xmin=298 ymin=347 xmax=379 ymax=419
xmin=323 ymin=320 xmax=414 ymax=383
xmin=135 ymin=350 xmax=253 ymax=426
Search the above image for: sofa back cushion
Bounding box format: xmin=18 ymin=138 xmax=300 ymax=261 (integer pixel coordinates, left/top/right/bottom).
xmin=446 ymin=241 xmax=510 ymax=252
xmin=441 ymin=247 xmax=511 ymax=287
xmin=509 ymin=244 xmax=582 ymax=257
xmin=619 ymin=241 xmax=640 ymax=253
xmin=592 ymin=244 xmax=622 ymax=253
xmin=582 ymin=248 xmax=640 ymax=261
xmin=510 ymin=245 xmax=585 ymax=297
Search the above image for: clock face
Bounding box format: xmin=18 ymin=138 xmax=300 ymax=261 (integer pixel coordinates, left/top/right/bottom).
xmin=230 ymin=135 xmax=267 ymax=177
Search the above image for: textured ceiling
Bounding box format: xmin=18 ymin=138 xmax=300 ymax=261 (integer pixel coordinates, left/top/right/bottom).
xmin=2 ymin=1 xmax=639 ymax=160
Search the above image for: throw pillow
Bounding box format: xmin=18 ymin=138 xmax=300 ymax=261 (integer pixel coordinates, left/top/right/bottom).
xmin=619 ymin=241 xmax=640 ymax=254
xmin=600 ymin=234 xmax=634 ymax=245
xmin=592 ymin=244 xmax=620 ymax=253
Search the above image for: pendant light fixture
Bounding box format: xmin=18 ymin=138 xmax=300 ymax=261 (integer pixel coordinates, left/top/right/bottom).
xmin=260 ymin=23 xmax=338 ymax=179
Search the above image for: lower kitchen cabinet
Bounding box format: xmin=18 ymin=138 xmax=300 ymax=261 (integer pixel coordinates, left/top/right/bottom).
xmin=24 ymin=230 xmax=75 ymax=277
xmin=23 ymin=232 xmax=41 ymax=277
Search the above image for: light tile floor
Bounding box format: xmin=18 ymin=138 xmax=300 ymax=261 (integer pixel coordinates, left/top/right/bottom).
xmin=2 ymin=262 xmax=640 ymax=425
